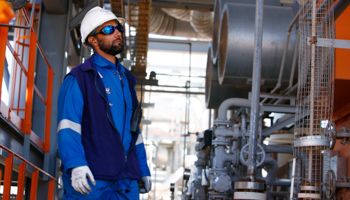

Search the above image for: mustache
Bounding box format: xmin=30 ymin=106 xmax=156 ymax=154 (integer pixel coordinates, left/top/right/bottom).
xmin=114 ymin=38 xmax=123 ymax=43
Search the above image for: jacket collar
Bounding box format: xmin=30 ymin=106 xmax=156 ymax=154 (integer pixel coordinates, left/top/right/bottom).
xmin=80 ymin=55 xmax=137 ymax=86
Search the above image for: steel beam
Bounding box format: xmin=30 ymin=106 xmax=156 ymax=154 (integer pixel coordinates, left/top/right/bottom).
xmin=262 ymin=114 xmax=295 ymax=137
xmin=42 ymin=0 xmax=68 ymax=14
xmin=69 ymin=0 xmax=100 ymax=30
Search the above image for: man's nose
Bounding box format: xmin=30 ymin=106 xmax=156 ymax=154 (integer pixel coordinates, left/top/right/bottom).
xmin=114 ymin=28 xmax=122 ymax=38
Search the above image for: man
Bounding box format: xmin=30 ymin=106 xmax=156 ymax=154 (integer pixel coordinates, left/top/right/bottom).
xmin=57 ymin=6 xmax=151 ymax=199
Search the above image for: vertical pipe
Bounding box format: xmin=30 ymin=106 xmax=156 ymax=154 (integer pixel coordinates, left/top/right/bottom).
xmin=308 ymin=0 xmax=317 ymax=182
xmin=247 ymin=0 xmax=264 ymax=178
xmin=290 ymin=158 xmax=296 ymax=200
xmin=209 ymin=109 xmax=212 ymax=128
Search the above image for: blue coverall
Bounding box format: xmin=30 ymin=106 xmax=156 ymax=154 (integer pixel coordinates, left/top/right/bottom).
xmin=57 ymin=53 xmax=150 ymax=199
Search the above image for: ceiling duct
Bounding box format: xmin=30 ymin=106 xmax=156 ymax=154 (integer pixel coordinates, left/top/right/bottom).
xmin=149 ymin=8 xmax=211 ymax=39
xmin=189 ymin=10 xmax=213 ymax=38
xmin=162 ymin=8 xmax=213 ymax=38
xmin=161 ymin=8 xmax=190 ymax=21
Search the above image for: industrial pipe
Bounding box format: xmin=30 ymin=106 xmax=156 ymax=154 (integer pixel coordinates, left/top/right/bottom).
xmin=205 ymin=43 xmax=248 ymax=109
xmin=262 ymin=156 xmax=291 ymax=187
xmin=247 ymin=0 xmax=264 ymax=178
xmin=211 ymin=0 xmax=280 ymax=63
xmin=217 ymin=98 xmax=251 ymax=120
xmin=218 ymin=3 xmax=296 ymax=86
xmin=264 ymin=145 xmax=293 ymax=154
xmin=261 ymin=8 xmax=300 ymax=103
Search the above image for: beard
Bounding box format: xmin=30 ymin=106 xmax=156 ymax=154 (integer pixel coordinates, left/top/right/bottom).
xmin=97 ymin=37 xmax=124 ymax=56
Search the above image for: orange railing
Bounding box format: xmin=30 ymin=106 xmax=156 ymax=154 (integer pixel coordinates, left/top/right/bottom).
xmin=0 ymin=3 xmax=54 ymax=152
xmin=0 ymin=144 xmax=57 ymax=200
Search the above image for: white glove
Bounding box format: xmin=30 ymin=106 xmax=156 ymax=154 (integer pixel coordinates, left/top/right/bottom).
xmin=141 ymin=176 xmax=152 ymax=192
xmin=71 ymin=166 xmax=96 ymax=195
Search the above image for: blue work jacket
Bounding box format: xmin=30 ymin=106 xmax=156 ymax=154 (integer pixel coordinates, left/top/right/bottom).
xmin=57 ymin=54 xmax=150 ymax=182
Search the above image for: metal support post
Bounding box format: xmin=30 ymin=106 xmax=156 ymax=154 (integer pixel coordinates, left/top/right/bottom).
xmin=247 ymin=0 xmax=264 ymax=178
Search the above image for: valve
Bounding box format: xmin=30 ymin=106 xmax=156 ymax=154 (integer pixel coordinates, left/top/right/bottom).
xmin=325 ymin=169 xmax=336 ymax=199
xmin=239 ymin=143 xmax=266 ymax=167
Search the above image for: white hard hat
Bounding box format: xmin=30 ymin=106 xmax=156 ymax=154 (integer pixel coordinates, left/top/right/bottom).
xmin=80 ymin=6 xmax=125 ymax=46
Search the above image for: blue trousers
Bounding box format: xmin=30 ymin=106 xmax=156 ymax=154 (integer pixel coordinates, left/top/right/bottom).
xmin=62 ymin=174 xmax=139 ymax=200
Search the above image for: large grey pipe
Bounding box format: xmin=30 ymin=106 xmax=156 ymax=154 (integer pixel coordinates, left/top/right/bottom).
xmin=218 ymin=3 xmax=297 ymax=86
xmin=205 ymin=43 xmax=248 ymax=108
xmin=211 ymin=0 xmax=280 ymax=63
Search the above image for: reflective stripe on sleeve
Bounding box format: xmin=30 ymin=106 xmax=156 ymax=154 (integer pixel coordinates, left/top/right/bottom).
xmin=57 ymin=119 xmax=81 ymax=134
xmin=136 ymin=134 xmax=144 ymax=145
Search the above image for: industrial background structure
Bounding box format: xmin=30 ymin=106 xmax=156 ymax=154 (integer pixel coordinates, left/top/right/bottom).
xmin=0 ymin=0 xmax=350 ymax=199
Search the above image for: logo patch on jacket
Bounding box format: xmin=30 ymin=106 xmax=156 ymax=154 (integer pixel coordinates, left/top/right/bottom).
xmin=105 ymin=87 xmax=111 ymax=94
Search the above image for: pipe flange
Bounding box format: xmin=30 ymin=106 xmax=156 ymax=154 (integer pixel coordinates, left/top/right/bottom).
xmin=208 ymin=191 xmax=228 ymax=199
xmin=210 ymin=168 xmax=228 ymax=174
xmin=299 ymin=186 xmax=320 ymax=191
xmin=214 ymin=119 xmax=232 ymax=126
xmin=234 ymin=192 xmax=266 ymax=200
xmin=293 ymin=135 xmax=330 ymax=147
xmin=297 ymin=193 xmax=321 ymax=199
xmin=239 ymin=144 xmax=266 ymax=167
xmin=234 ymin=181 xmax=265 ymax=191
xmin=212 ymin=139 xmax=231 ymax=146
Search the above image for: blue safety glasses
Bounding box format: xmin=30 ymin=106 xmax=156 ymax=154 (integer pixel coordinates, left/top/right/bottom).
xmin=93 ymin=24 xmax=124 ymax=36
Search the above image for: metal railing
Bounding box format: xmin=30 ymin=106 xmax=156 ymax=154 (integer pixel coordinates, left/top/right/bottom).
xmin=0 ymin=144 xmax=57 ymax=200
xmin=0 ymin=2 xmax=54 ymax=152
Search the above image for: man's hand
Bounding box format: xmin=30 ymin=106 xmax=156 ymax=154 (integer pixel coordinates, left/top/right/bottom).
xmin=71 ymin=166 xmax=96 ymax=195
xmin=141 ymin=176 xmax=152 ymax=192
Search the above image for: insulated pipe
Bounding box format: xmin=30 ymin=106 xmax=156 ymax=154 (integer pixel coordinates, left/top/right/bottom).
xmin=218 ymin=98 xmax=251 ymax=120
xmin=190 ymin=10 xmax=213 ymax=38
xmin=218 ymin=3 xmax=296 ymax=86
xmin=247 ymin=0 xmax=264 ymax=178
xmin=205 ymin=43 xmax=248 ymax=108
xmin=211 ymin=0 xmax=280 ymax=63
xmin=261 ymin=9 xmax=300 ymax=103
xmin=161 ymin=8 xmax=190 ymax=21
xmin=280 ymin=32 xmax=299 ymax=95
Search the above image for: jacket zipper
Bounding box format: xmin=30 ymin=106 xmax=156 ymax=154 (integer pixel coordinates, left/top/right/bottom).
xmin=93 ymin=69 xmax=119 ymax=131
xmin=117 ymin=71 xmax=124 ymax=88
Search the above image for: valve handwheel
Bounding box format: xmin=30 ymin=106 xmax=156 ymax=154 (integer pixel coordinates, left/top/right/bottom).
xmin=325 ymin=169 xmax=336 ymax=199
xmin=240 ymin=144 xmax=266 ymax=167
xmin=327 ymin=121 xmax=337 ymax=149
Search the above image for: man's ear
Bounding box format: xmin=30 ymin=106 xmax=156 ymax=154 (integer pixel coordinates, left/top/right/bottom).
xmin=88 ymin=36 xmax=97 ymax=47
